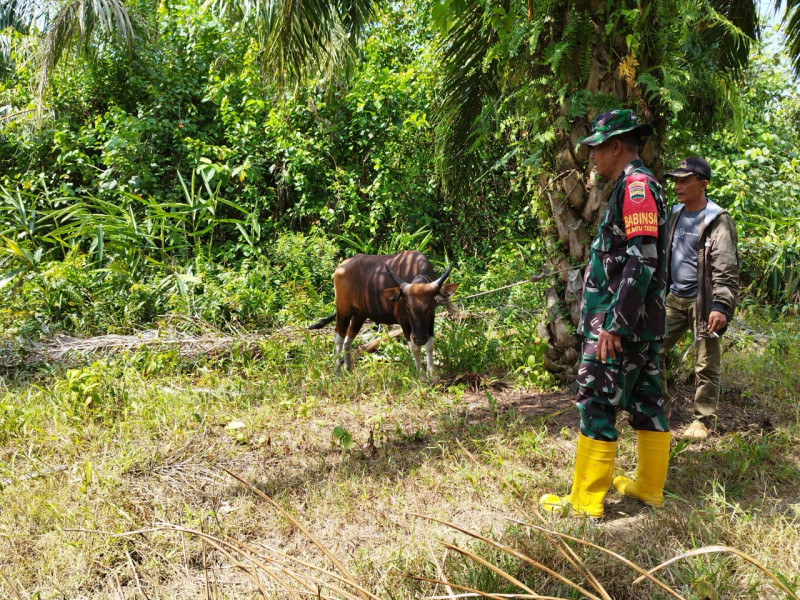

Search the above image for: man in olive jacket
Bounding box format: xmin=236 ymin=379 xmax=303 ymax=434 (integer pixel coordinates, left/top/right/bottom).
xmin=660 ymin=157 xmax=739 ymax=440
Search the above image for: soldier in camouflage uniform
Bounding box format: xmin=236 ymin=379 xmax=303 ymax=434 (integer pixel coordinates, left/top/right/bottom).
xmin=541 ymin=109 xmax=671 ymax=519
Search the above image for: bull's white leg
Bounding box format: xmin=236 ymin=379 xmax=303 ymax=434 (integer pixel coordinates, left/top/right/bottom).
xmin=343 ymin=335 xmax=354 ymax=371
xmin=334 ymin=332 xmax=345 ymax=373
xmin=424 ymin=337 xmax=435 ymax=377
xmin=408 ymin=341 xmax=423 ymax=374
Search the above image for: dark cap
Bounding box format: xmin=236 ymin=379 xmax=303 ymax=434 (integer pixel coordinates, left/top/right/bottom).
xmin=577 ymin=109 xmax=654 ymax=147
xmin=665 ymin=157 xmax=711 ymax=181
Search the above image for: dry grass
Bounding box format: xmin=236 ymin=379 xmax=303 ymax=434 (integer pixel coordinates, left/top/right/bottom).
xmin=1 ymin=312 xmax=799 ymax=599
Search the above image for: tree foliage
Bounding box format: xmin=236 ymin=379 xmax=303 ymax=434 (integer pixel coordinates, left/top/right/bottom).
xmin=668 ymin=36 xmax=800 ymax=306
xmin=0 ymin=0 xmax=798 ymax=340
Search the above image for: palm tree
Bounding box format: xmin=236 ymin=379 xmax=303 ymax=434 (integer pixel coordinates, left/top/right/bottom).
xmin=1 ymin=0 xmax=382 ymax=101
xmin=1 ymin=0 xmax=136 ymax=101
xmin=428 ymin=0 xmax=759 ymax=377
xmin=3 ymin=0 xmax=798 ymax=102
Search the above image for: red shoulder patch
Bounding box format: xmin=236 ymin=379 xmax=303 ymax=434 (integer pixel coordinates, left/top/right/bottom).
xmin=622 ymin=173 xmax=658 ymax=239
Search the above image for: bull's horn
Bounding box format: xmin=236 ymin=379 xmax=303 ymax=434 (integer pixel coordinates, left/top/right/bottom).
xmin=385 ymin=265 xmax=409 ymax=292
xmin=433 ymin=264 xmax=454 ymax=288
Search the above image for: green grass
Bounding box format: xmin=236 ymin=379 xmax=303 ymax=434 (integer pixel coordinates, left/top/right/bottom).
xmin=0 ymin=307 xmax=798 ymax=599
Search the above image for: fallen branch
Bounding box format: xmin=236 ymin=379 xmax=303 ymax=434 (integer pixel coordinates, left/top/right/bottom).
xmin=44 ymin=329 xmax=291 ymax=359
xmin=0 ymin=569 xmax=25 ymax=600
xmin=409 ymin=575 xmax=546 ymax=600
xmin=354 ymin=328 xmax=404 ymax=356
xmin=411 ymin=513 xmax=599 ymax=600
xmin=2 ymin=319 xmax=407 ymax=372
xmin=453 ymin=439 xmax=611 ymax=600
xmin=0 ymin=326 xmax=327 ymax=371
xmin=632 ymin=545 xmax=799 ymax=600
xmin=0 ymin=464 xmax=67 ymax=488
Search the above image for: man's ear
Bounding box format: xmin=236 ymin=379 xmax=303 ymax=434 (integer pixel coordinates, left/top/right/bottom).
xmin=437 ymin=283 xmax=459 ymax=300
xmin=383 ymin=287 xmax=402 ymax=301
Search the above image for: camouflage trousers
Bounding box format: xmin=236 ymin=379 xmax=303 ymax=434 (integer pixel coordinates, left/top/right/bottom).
xmin=576 ymin=338 xmax=669 ymax=442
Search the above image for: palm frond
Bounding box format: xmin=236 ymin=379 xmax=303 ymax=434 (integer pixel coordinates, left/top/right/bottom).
xmin=0 ymin=0 xmax=42 ymax=32
xmin=264 ymin=0 xmax=340 ymax=81
xmin=781 ymin=0 xmax=800 ymax=75
xmin=35 ymin=0 xmax=135 ymax=98
xmin=702 ymin=0 xmax=760 ymax=74
xmin=209 ymin=0 xmax=379 ymax=87
xmin=434 ymin=2 xmax=499 ymax=196
xmin=335 ymin=0 xmax=377 ymax=46
xmin=1 ymin=0 xmax=37 ymax=66
xmin=0 ymin=108 xmax=37 ymax=125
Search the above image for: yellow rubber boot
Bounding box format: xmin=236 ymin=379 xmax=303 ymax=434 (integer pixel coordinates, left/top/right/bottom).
xmin=540 ymin=434 xmax=616 ymax=518
xmin=613 ymin=430 xmax=671 ymax=507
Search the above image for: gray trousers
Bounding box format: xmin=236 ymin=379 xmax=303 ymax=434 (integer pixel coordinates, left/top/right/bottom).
xmin=658 ymin=293 xmax=721 ymax=421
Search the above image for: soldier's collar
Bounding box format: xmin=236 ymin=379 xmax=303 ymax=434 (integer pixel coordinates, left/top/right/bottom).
xmin=622 ymin=159 xmax=644 ymax=176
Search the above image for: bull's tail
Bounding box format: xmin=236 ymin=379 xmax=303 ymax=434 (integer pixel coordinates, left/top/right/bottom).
xmin=309 ymin=313 xmax=336 ymax=330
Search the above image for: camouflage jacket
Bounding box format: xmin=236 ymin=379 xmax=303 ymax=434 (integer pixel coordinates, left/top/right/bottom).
xmin=578 ymin=159 xmax=668 ymax=342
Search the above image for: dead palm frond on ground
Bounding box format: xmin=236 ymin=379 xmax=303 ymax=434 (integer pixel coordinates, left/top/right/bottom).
xmin=64 ymin=463 xmax=799 ymax=600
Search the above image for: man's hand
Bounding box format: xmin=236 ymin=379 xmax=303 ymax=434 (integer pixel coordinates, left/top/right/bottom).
xmin=595 ymin=329 xmax=622 ymax=364
xmin=708 ymin=310 xmax=727 ymax=334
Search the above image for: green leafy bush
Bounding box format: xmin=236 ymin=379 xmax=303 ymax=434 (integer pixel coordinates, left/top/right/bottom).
xmin=667 ymin=41 xmax=800 ymax=309
xmin=53 ymin=360 xmax=130 ymax=421
xmin=167 ymin=231 xmax=340 ymax=328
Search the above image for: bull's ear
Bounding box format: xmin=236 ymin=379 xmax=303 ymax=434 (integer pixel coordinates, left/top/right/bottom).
xmin=383 ymin=287 xmax=402 ymax=301
xmin=437 ymin=283 xmax=459 ymax=300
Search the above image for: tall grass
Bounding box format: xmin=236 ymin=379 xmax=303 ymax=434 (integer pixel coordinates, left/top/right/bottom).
xmin=1 ymin=306 xmax=798 ymax=599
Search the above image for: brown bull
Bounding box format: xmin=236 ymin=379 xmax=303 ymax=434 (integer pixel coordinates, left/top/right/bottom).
xmin=310 ymin=251 xmax=458 ymax=377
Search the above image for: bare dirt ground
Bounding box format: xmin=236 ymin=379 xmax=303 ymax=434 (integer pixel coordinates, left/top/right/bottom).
xmin=459 ymin=377 xmax=773 ymax=444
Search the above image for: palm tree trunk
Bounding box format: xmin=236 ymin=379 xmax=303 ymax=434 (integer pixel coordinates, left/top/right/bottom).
xmin=539 ymin=4 xmax=666 ymax=380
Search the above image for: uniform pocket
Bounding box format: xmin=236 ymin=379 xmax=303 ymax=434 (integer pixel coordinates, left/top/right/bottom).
xmin=577 ymin=341 xmax=620 ymax=394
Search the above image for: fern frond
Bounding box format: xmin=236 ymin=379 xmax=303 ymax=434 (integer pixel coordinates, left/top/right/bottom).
xmin=636 ymin=71 xmax=662 ymax=101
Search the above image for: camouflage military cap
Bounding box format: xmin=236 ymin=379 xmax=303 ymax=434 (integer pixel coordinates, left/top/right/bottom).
xmin=578 ymin=109 xmax=654 ymax=147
